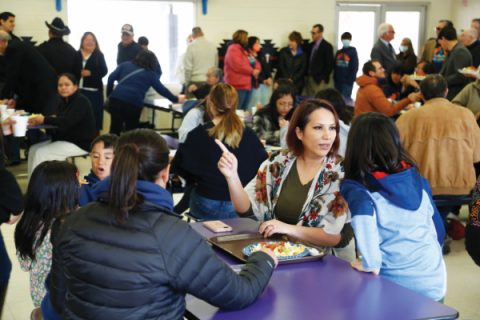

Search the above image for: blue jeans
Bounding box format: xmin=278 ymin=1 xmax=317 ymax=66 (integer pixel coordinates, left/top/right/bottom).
xmin=189 ymin=189 xmax=238 ymax=221
xmin=335 ymin=82 xmax=353 ymax=99
xmin=236 ymin=90 xmax=252 ymax=111
xmin=247 ymin=84 xmax=271 ymax=110
xmin=433 ymin=195 xmax=467 ymax=229
xmin=41 ymin=291 xmax=61 ymax=320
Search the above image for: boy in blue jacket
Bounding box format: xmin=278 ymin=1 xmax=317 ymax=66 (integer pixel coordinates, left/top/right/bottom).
xmin=334 ymin=32 xmax=359 ymax=99
xmin=79 ymin=134 xmax=118 ymax=205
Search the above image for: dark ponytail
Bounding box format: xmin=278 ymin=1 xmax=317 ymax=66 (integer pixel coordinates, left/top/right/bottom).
xmin=108 ymin=143 xmax=140 ymax=222
xmin=108 ymin=129 xmax=170 ymax=222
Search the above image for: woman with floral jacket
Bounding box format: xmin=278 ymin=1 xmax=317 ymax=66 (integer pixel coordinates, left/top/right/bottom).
xmin=217 ymin=99 xmax=355 ymax=259
xmin=467 ymin=177 xmax=480 ymax=267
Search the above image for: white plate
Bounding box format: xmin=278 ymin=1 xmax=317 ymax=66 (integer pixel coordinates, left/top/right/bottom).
xmin=458 ymin=69 xmax=478 ymax=75
xmin=409 ymin=74 xmax=426 ymax=81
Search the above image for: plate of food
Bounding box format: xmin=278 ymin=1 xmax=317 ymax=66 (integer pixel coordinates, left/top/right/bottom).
xmin=242 ymin=241 xmax=309 ymax=260
xmin=458 ymin=66 xmax=478 ymax=75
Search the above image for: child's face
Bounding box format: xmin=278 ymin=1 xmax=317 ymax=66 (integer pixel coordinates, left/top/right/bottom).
xmin=90 ymin=141 xmax=114 ymax=180
xmin=391 ymin=72 xmax=402 ymax=84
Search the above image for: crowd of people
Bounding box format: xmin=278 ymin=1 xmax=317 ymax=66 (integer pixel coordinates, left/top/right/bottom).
xmin=1 ymin=10 xmax=480 ymax=320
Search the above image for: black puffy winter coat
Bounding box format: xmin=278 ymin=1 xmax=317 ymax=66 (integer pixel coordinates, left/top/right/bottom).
xmin=49 ymin=192 xmax=274 ymax=320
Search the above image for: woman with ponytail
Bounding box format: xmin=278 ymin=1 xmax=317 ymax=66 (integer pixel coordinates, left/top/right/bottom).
xmin=48 ymin=129 xmax=277 ymax=319
xmin=173 ymin=83 xmax=267 ymax=220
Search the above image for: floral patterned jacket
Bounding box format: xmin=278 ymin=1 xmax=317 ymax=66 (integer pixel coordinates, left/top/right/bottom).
xmin=244 ymin=150 xmax=350 ymax=235
xmin=17 ymin=227 xmax=52 ymax=307
xmin=467 ymin=178 xmax=480 ymax=266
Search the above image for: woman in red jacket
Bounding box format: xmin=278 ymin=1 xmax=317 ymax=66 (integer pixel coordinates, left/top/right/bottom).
xmin=224 ymin=29 xmax=261 ymax=110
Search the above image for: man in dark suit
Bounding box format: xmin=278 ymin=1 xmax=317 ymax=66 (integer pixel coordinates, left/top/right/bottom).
xmin=304 ymin=24 xmax=334 ymax=97
xmin=371 ymin=23 xmax=397 ymax=76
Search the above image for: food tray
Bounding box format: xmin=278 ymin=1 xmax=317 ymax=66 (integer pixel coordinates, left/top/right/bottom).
xmin=208 ymin=233 xmax=326 ymax=265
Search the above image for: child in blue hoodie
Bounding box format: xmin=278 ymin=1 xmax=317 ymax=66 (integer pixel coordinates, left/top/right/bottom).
xmin=79 ymin=134 xmax=118 ymax=205
xmin=340 ymin=112 xmax=446 ymax=302
xmin=333 ymin=32 xmax=359 ymax=99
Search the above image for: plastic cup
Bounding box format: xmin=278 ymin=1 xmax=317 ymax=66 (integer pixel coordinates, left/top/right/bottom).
xmin=12 ymin=115 xmax=29 ymax=137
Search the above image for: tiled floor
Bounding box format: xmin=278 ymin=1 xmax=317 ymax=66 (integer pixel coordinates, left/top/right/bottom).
xmin=2 ymin=160 xmax=480 ymax=319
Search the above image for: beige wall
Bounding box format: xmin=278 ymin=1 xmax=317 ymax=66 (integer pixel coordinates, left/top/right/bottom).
xmin=196 ymin=0 xmax=454 ymax=49
xmin=1 ymin=0 xmax=464 ymax=50
xmin=2 ymin=0 xmax=69 ymax=45
xmin=451 ymin=0 xmax=480 ymax=30
xmin=195 ymin=0 xmax=336 ymax=49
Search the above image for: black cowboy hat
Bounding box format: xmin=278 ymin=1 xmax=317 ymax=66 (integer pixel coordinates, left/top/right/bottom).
xmin=45 ymin=17 xmax=70 ymax=35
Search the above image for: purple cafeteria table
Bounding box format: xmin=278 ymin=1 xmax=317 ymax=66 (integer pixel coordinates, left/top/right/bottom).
xmin=185 ymin=218 xmax=458 ymax=320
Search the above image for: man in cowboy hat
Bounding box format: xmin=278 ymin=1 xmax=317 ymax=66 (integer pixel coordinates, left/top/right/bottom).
xmin=117 ymin=23 xmax=141 ymax=65
xmin=37 ymin=17 xmax=76 ymax=75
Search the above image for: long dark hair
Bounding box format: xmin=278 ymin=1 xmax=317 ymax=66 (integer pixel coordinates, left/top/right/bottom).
xmin=262 ymin=84 xmax=296 ymax=130
xmin=343 ymin=112 xmax=416 ymax=185
xmin=247 ymin=36 xmax=260 ymax=52
xmin=108 ymin=129 xmax=170 ymax=222
xmin=15 ymin=161 xmax=79 ymax=261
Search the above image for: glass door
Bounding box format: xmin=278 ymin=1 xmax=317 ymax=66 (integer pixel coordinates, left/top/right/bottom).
xmin=336 ymin=2 xmax=427 ymax=97
xmin=336 ymin=4 xmax=381 ymax=79
xmin=385 ymin=5 xmax=426 ymax=57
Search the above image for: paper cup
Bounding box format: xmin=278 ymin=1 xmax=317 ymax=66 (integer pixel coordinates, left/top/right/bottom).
xmin=12 ymin=115 xmax=29 ymax=137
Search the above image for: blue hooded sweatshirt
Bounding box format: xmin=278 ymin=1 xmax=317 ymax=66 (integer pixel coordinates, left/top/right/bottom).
xmin=334 ymin=46 xmax=359 ymax=85
xmin=86 ymin=177 xmax=174 ymax=211
xmin=79 ymin=171 xmax=100 ymax=206
xmin=340 ymin=167 xmax=446 ymax=301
